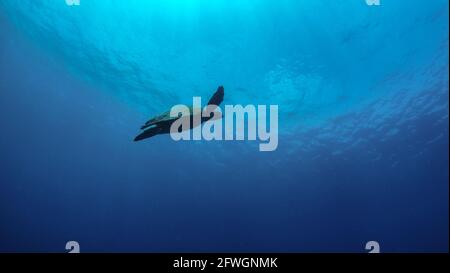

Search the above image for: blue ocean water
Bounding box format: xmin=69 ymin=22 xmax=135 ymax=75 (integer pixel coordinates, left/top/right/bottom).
xmin=0 ymin=0 xmax=448 ymax=252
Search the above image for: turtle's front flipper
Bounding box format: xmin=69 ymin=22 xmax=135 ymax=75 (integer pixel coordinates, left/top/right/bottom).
xmin=134 ymin=127 xmax=163 ymax=141
xmin=140 ymin=123 xmax=155 ymax=130
xmin=207 ymin=86 xmax=224 ymax=106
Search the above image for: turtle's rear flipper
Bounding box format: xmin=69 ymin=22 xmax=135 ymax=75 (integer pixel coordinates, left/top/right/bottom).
xmin=140 ymin=110 xmax=171 ymax=129
xmin=134 ymin=127 xmax=163 ymax=141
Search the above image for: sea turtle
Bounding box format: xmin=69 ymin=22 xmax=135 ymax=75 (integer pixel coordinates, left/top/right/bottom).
xmin=134 ymin=86 xmax=224 ymax=141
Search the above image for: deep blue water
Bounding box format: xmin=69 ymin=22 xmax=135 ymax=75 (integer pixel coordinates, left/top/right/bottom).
xmin=0 ymin=0 xmax=448 ymax=252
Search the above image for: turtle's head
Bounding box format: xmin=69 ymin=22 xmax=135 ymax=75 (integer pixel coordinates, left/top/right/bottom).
xmin=207 ymin=86 xmax=224 ymax=106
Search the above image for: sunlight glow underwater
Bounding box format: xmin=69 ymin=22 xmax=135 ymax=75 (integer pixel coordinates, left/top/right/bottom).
xmin=1 ymin=0 xmax=447 ymax=137
xmin=0 ymin=0 xmax=448 ymax=252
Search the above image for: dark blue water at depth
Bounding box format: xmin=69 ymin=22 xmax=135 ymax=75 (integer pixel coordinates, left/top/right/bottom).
xmin=0 ymin=0 xmax=448 ymax=252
